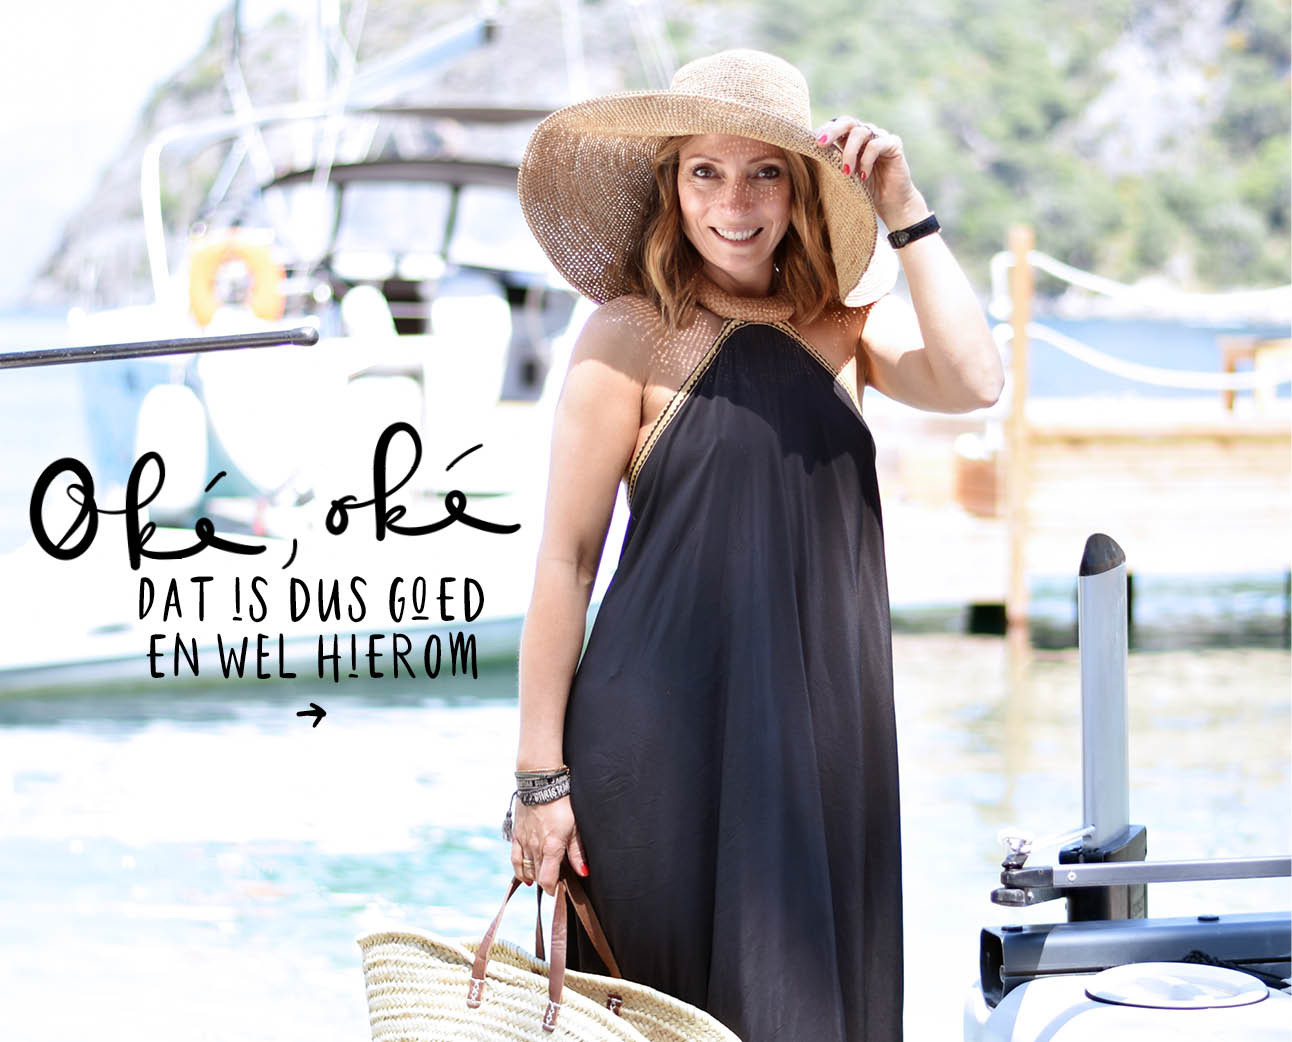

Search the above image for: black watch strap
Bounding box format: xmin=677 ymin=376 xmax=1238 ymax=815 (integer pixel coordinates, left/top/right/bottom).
xmin=887 ymin=212 xmax=940 ymax=249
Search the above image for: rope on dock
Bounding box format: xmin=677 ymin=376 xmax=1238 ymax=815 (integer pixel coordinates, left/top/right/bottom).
xmin=989 ymin=250 xmax=1292 ymax=324
xmin=992 ymin=322 xmax=1292 ymax=391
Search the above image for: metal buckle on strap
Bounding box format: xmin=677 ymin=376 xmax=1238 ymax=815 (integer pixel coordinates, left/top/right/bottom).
xmin=542 ymin=1000 xmax=562 ymax=1032
xmin=466 ymin=976 xmax=486 ymax=1007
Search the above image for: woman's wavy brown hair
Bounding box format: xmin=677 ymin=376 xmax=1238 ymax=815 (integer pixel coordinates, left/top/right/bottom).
xmin=625 ymin=136 xmax=840 ymax=329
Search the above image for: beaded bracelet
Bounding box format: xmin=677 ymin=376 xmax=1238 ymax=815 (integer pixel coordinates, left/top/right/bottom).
xmin=515 ymin=765 xmax=569 ymax=789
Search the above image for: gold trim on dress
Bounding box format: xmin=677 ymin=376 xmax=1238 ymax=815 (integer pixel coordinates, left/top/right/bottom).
xmin=770 ymin=320 xmax=865 ymax=416
xmin=627 ymin=315 xmax=873 ymax=503
xmin=627 ymin=320 xmax=741 ymax=503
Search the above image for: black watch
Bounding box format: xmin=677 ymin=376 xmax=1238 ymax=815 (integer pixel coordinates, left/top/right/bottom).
xmin=887 ymin=213 xmax=940 ymax=249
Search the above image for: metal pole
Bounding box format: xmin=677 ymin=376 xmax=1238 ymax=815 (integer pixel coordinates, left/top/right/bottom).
xmin=1078 ymin=532 xmax=1130 ymax=850
xmin=1006 ymin=855 xmax=1291 ymax=889
xmin=1065 ymin=531 xmax=1149 ymax=922
xmin=0 ymin=326 xmax=319 ymax=371
xmin=1005 ymin=225 xmax=1034 ymax=631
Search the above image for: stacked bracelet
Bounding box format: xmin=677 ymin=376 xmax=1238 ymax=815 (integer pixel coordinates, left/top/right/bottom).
xmin=501 ymin=766 xmax=572 ymax=841
xmin=517 ymin=775 xmax=571 ymax=806
xmin=516 ymin=765 xmax=571 ymax=806
xmin=515 ymin=765 xmax=569 ymax=788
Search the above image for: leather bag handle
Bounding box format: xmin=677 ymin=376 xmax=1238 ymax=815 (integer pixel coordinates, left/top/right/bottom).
xmin=562 ymin=868 xmax=623 ymax=978
xmin=469 ymin=874 xmax=573 ymax=1033
xmin=532 ymin=867 xmax=623 ymax=978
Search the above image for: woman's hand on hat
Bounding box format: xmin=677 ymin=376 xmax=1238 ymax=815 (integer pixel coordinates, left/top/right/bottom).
xmin=816 ymin=117 xmax=930 ymax=232
xmin=511 ymin=796 xmax=589 ymax=896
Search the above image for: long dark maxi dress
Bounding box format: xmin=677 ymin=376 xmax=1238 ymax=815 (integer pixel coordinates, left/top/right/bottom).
xmin=563 ymin=313 xmax=903 ymax=1042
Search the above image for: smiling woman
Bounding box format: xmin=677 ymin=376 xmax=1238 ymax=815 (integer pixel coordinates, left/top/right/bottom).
xmin=510 ymin=49 xmax=1003 ymax=1042
xmin=674 ymin=136 xmax=792 ymax=293
xmin=631 ymin=133 xmax=842 ymax=329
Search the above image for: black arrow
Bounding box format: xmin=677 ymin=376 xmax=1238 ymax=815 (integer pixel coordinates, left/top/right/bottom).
xmin=297 ymin=703 xmax=326 ymax=727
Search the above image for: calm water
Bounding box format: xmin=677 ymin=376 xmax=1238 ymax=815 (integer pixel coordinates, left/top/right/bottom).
xmin=1 ymin=311 xmax=1289 ymax=1040
xmin=0 ymin=641 xmax=1287 ymax=1040
xmin=1033 ymin=316 xmax=1291 ymax=399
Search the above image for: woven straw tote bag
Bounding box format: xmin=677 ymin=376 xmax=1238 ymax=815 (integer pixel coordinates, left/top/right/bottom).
xmin=358 ymin=869 xmax=741 ymax=1041
xmin=359 ymin=873 xmax=644 ymax=1041
xmin=472 ymin=873 xmax=741 ymax=1042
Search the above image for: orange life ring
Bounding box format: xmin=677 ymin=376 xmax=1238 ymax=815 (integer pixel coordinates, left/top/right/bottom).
xmin=188 ymin=236 xmax=286 ymax=327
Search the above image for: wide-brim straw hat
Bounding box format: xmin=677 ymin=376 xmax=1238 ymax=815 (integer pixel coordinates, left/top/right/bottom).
xmin=519 ymin=48 xmax=898 ymax=308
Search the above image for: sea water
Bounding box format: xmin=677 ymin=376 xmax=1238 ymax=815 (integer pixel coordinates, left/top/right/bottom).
xmin=0 ymin=642 xmax=1286 ymax=1041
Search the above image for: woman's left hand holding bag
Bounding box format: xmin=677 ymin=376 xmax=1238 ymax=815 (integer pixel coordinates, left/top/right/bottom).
xmin=512 ymin=795 xmax=589 ymax=896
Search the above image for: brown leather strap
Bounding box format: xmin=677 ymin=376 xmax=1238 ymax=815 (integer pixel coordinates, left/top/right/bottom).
xmin=534 ymin=887 xmax=546 ymax=961
xmin=468 ymin=876 xmax=523 ymax=1007
xmin=532 ymin=869 xmax=620 ymax=977
xmin=544 ymin=878 xmax=568 ymax=1031
xmin=561 ymin=867 xmax=623 ymax=978
xmin=472 ymin=871 xmax=619 ymax=1031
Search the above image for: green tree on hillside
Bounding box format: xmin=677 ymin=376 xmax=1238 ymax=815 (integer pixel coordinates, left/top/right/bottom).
xmin=735 ymin=0 xmax=1289 ymax=289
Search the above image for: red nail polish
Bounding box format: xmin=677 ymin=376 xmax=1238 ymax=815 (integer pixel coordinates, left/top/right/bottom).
xmin=841 ymin=163 xmax=850 ymax=175
xmin=859 ymin=170 xmax=867 ymax=181
xmin=579 ymin=863 xmax=590 ymax=877
xmin=818 ymin=134 xmax=828 ymax=144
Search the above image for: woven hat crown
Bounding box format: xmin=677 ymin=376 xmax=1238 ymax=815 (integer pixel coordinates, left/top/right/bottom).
xmin=668 ymin=50 xmax=812 ymax=128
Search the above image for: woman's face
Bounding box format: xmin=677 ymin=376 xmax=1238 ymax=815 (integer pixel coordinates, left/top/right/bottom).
xmin=676 ymin=134 xmax=791 ymax=295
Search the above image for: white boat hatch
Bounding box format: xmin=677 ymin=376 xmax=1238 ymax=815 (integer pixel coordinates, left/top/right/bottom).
xmin=1084 ymin=961 xmax=1269 ymax=1009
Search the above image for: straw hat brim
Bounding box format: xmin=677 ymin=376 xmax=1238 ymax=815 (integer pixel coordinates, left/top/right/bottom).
xmin=519 ymin=89 xmax=898 ymax=308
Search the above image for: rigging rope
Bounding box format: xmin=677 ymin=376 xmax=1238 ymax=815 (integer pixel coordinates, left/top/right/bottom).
xmin=989 ymin=250 xmax=1292 ymax=323
xmin=993 ymin=322 xmax=1292 ymax=391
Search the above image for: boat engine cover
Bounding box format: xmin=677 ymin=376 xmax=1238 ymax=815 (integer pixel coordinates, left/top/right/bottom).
xmin=975 ymin=967 xmax=1291 ymax=1041
xmin=1085 ymin=961 xmax=1268 ymax=1008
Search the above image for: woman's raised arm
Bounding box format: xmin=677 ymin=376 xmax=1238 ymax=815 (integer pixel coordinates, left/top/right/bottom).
xmin=817 ymin=116 xmax=1004 ymax=413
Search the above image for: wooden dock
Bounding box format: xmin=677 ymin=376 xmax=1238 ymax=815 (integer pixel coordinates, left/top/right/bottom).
xmin=874 ymin=400 xmax=1290 ymax=611
xmin=870 ymin=225 xmax=1290 ymax=616
xmin=1019 ymin=399 xmax=1289 ymax=575
xmin=995 ymin=227 xmax=1289 ymax=624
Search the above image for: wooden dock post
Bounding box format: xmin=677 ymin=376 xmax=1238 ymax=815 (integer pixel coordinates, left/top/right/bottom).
xmin=1005 ymin=225 xmax=1035 ymax=631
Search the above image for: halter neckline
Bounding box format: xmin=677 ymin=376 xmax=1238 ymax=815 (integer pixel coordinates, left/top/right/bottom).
xmin=694 ymin=275 xmax=794 ymax=323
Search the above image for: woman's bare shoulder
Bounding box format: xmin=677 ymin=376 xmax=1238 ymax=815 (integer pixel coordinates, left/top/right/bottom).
xmin=594 ymin=293 xmax=663 ymax=322
xmin=794 ymin=297 xmax=876 ymax=357
xmin=836 ymin=294 xmax=885 ymax=327
xmin=572 ymin=294 xmax=669 ymax=378
xmin=823 ymin=294 xmax=892 ymax=354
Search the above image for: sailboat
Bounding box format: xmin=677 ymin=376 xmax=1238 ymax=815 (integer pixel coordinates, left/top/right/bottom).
xmin=1 ymin=3 xmax=643 ymax=689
